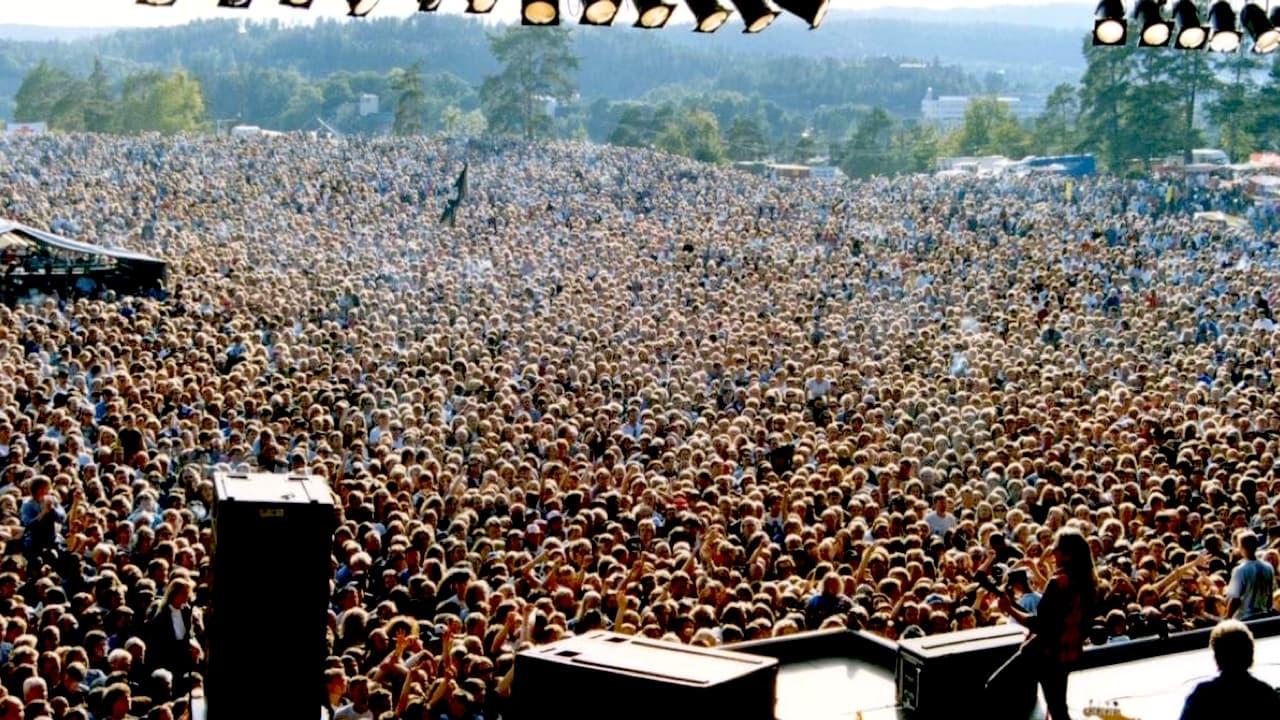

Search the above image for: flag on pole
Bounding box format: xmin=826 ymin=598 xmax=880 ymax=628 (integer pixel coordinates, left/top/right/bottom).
xmin=454 ymin=162 xmax=469 ymax=203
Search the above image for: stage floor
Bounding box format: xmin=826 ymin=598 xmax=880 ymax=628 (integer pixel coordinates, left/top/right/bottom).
xmin=1067 ymin=634 xmax=1280 ymax=720
xmin=775 ymin=657 xmax=900 ymax=720
xmin=774 ymin=634 xmax=1280 ymax=720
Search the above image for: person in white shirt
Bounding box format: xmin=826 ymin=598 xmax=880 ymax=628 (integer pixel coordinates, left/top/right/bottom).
xmin=925 ymin=493 xmax=957 ymax=537
xmin=805 ymin=366 xmax=833 ymax=402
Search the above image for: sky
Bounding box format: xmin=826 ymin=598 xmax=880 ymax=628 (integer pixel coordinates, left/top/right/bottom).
xmin=2 ymin=0 xmax=1092 ymax=28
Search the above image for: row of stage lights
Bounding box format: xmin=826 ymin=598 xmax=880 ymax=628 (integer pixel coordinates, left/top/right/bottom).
xmin=136 ymin=0 xmax=828 ymax=32
xmin=1094 ymin=0 xmax=1280 ymax=52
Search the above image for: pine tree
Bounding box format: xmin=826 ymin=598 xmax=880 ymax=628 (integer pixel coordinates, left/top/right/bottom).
xmin=392 ymin=61 xmax=426 ymax=136
xmin=1078 ymin=38 xmax=1136 ymax=171
xmin=480 ymin=27 xmax=579 ymax=141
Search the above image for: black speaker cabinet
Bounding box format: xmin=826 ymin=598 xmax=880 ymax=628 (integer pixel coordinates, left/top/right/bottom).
xmin=513 ymin=631 xmax=778 ymax=720
xmin=207 ymin=472 xmax=336 ymax=720
xmin=897 ymin=623 xmax=1027 ymax=719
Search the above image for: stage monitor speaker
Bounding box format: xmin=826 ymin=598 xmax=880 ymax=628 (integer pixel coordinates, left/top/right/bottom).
xmin=513 ymin=631 xmax=778 ymax=720
xmin=897 ymin=623 xmax=1027 ymax=719
xmin=207 ymin=472 xmax=336 ymax=720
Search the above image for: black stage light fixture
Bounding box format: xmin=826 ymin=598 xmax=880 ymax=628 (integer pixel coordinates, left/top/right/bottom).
xmin=218 ymin=0 xmax=252 ymax=7
xmin=774 ymin=0 xmax=828 ymax=28
xmin=635 ymin=0 xmax=677 ymax=28
xmin=1134 ymin=0 xmax=1173 ymax=45
xmin=730 ymin=0 xmax=778 ymax=32
xmin=1173 ymin=0 xmax=1207 ymax=47
xmin=280 ymin=0 xmax=314 ymax=8
xmin=523 ymin=0 xmax=560 ymax=23
xmin=468 ymin=0 xmax=498 ymax=12
xmin=1094 ymin=0 xmax=1128 ymax=45
xmin=1207 ymin=0 xmax=1241 ymax=51
xmin=580 ymin=0 xmax=620 ymax=24
xmin=1242 ymin=3 xmax=1280 ymax=52
xmin=136 ymin=0 xmax=177 ymax=6
xmin=347 ymin=0 xmax=380 ymax=15
xmin=418 ymin=0 xmax=442 ymax=9
xmin=687 ymin=0 xmax=732 ymax=31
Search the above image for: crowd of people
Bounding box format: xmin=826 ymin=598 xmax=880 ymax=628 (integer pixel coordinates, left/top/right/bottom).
xmin=0 ymin=132 xmax=1276 ymax=720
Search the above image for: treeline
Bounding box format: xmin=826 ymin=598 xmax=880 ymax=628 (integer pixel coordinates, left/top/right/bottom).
xmin=14 ymin=60 xmax=204 ymax=134
xmin=0 ymin=17 xmax=980 ymax=129
xmin=1075 ymin=40 xmax=1280 ymax=169
xmin=9 ymin=17 xmax=1280 ymax=180
xmin=599 ymin=91 xmax=1062 ymax=177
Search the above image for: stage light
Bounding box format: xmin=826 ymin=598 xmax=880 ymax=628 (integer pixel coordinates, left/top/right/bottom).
xmin=1093 ymin=0 xmax=1128 ymax=45
xmin=687 ymin=0 xmax=732 ymax=31
xmin=347 ymin=0 xmax=379 ymax=15
xmin=730 ymin=0 xmax=778 ymax=32
xmin=523 ymin=0 xmax=559 ymax=23
xmin=774 ymin=0 xmax=827 ymax=28
xmin=418 ymin=0 xmax=442 ymax=8
xmin=468 ymin=0 xmax=498 ymax=12
xmin=218 ymin=0 xmax=252 ymax=7
xmin=580 ymin=0 xmax=619 ymax=24
xmin=635 ymin=0 xmax=677 ymax=27
xmin=1207 ymin=1 xmax=1240 ymax=51
xmin=1173 ymin=0 xmax=1207 ymax=47
xmin=1134 ymin=0 xmax=1172 ymax=46
xmin=136 ymin=0 xmax=177 ymax=6
xmin=1242 ymin=3 xmax=1280 ymax=52
xmin=280 ymin=0 xmax=313 ymax=7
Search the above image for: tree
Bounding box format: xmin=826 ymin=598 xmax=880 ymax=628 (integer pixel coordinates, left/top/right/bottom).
xmin=1165 ymin=47 xmax=1216 ymax=163
xmin=788 ymin=132 xmax=819 ymax=164
xmin=118 ymin=70 xmax=206 ymax=134
xmin=898 ymin=121 xmax=940 ymax=173
xmin=441 ymin=106 xmax=487 ymax=136
xmin=1122 ymin=49 xmax=1181 ymax=168
xmin=838 ymin=107 xmax=895 ymax=178
xmin=948 ymin=96 xmax=1029 ymax=157
xmin=392 ymin=61 xmax=426 ymax=136
xmin=1031 ymin=83 xmax=1079 ymax=155
xmin=1251 ymin=56 xmax=1280 ymax=151
xmin=1210 ymin=52 xmax=1260 ymax=161
xmin=654 ymin=110 xmax=726 ymax=163
xmin=1078 ymin=38 xmax=1136 ymax=170
xmin=83 ymin=58 xmax=117 ymax=133
xmin=480 ymin=27 xmax=579 ymax=141
xmin=280 ymin=83 xmax=324 ymax=130
xmin=14 ymin=61 xmax=79 ymax=125
xmin=725 ymin=115 xmax=769 ymax=161
xmin=608 ymin=104 xmax=653 ymax=148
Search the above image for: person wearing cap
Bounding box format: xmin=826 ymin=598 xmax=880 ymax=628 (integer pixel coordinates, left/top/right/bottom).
xmin=1179 ymin=620 xmax=1280 ymax=720
xmin=1226 ymin=530 xmax=1276 ymax=621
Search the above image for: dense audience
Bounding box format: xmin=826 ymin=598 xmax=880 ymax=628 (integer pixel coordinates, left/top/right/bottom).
xmin=0 ymin=132 xmax=1277 ymax=720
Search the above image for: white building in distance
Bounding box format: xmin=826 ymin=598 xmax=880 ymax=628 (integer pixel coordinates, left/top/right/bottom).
xmin=920 ymin=88 xmax=1044 ymax=129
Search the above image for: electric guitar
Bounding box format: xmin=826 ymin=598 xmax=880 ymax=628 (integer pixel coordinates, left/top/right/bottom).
xmin=1082 ymin=701 xmax=1140 ymax=720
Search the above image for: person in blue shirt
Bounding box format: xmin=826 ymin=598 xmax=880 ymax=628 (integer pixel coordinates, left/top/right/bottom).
xmin=804 ymin=572 xmax=852 ymax=630
xmin=20 ymin=476 xmax=65 ymax=569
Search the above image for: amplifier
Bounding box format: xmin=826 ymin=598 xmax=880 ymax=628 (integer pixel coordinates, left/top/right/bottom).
xmin=897 ymin=623 xmax=1027 ymax=719
xmin=207 ymin=472 xmax=336 ymax=720
xmin=514 ymin=631 xmax=778 ymax=720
